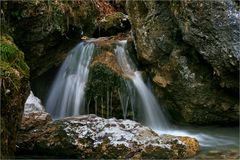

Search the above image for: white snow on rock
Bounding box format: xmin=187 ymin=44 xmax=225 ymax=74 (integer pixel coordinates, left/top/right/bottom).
xmin=24 ymin=91 xmax=45 ymax=113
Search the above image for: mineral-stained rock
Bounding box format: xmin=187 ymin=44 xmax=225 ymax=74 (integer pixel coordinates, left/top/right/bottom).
xmin=126 ymin=0 xmax=239 ymax=125
xmin=16 ymin=115 xmax=199 ymax=159
xmin=0 ymin=33 xmax=30 ymax=158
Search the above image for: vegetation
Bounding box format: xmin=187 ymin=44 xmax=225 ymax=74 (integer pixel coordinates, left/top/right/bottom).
xmin=0 ymin=34 xmax=29 ymax=91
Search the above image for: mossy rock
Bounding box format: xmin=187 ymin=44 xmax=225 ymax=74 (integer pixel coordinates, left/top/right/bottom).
xmin=85 ymin=63 xmax=125 ymax=119
xmin=85 ymin=50 xmax=135 ymax=119
xmin=0 ymin=34 xmax=30 ymax=158
xmin=96 ymin=12 xmax=130 ymax=36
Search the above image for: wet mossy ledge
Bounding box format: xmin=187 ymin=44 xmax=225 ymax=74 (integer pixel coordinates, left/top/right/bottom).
xmin=0 ymin=34 xmax=30 ymax=158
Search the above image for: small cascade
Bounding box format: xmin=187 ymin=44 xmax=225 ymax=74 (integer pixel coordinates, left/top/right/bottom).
xmin=46 ymin=41 xmax=95 ymax=119
xmin=114 ymin=41 xmax=170 ymax=130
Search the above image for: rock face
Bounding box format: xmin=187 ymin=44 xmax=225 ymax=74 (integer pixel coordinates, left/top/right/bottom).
xmin=126 ymin=0 xmax=239 ymax=125
xmin=17 ymin=115 xmax=199 ymax=159
xmin=3 ymin=0 xmax=99 ymax=77
xmin=0 ymin=34 xmax=30 ymax=158
xmin=3 ymin=0 xmax=130 ymax=78
xmin=96 ymin=12 xmax=130 ymax=36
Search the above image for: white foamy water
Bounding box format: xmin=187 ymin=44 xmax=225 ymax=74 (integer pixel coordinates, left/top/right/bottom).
xmin=46 ymin=42 xmax=95 ymax=118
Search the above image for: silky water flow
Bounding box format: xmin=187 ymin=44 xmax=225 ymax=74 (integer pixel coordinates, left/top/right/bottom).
xmin=46 ymin=41 xmax=95 ymax=118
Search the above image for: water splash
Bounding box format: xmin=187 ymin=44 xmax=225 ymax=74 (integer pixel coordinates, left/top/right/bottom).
xmin=114 ymin=41 xmax=170 ymax=130
xmin=46 ymin=42 xmax=95 ymax=118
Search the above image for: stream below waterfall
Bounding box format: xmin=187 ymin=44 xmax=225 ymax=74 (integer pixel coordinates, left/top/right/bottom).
xmin=28 ymin=38 xmax=239 ymax=159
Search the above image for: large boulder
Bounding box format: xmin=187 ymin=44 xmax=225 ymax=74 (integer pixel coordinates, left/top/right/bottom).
xmin=16 ymin=114 xmax=199 ymax=159
xmin=126 ymin=0 xmax=239 ymax=125
xmin=0 ymin=33 xmax=30 ymax=158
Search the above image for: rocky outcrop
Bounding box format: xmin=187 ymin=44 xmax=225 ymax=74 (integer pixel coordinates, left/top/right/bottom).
xmin=0 ymin=34 xmax=30 ymax=158
xmin=126 ymin=0 xmax=239 ymax=125
xmin=171 ymin=0 xmax=239 ymax=89
xmin=85 ymin=35 xmax=135 ymax=119
xmin=21 ymin=91 xmax=52 ymax=131
xmin=96 ymin=12 xmax=130 ymax=37
xmin=16 ymin=114 xmax=199 ymax=159
xmin=3 ymin=0 xmax=99 ymax=77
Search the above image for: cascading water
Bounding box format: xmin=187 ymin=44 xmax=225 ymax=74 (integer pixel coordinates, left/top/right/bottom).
xmin=46 ymin=41 xmax=95 ymax=118
xmin=114 ymin=41 xmax=170 ymax=130
xmin=45 ymin=38 xmax=238 ymax=150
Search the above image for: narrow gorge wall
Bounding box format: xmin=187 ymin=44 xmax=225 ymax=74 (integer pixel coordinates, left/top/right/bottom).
xmin=126 ymin=0 xmax=239 ymax=125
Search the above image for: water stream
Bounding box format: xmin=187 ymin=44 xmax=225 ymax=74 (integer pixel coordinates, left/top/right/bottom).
xmin=46 ymin=41 xmax=95 ymax=118
xmin=114 ymin=41 xmax=169 ymax=130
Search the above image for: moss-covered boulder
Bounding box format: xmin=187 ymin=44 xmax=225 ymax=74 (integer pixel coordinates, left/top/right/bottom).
xmin=86 ymin=51 xmax=129 ymax=119
xmin=126 ymin=0 xmax=239 ymax=125
xmin=16 ymin=115 xmax=199 ymax=159
xmin=85 ymin=35 xmax=136 ymax=119
xmin=0 ymin=34 xmax=30 ymax=158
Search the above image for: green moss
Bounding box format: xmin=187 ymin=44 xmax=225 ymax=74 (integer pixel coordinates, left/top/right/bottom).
xmin=0 ymin=34 xmax=29 ymax=93
xmin=0 ymin=43 xmax=21 ymax=62
xmin=0 ymin=61 xmax=21 ymax=91
xmin=86 ymin=63 xmax=123 ymax=98
xmin=0 ymin=35 xmax=29 ymax=78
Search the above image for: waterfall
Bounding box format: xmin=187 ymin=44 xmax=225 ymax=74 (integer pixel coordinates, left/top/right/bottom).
xmin=46 ymin=38 xmax=169 ymax=130
xmin=46 ymin=41 xmax=95 ymax=119
xmin=114 ymin=41 xmax=170 ymax=130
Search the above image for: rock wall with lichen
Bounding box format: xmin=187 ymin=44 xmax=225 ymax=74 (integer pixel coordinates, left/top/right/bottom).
xmin=126 ymin=0 xmax=239 ymax=125
xmin=0 ymin=33 xmax=30 ymax=158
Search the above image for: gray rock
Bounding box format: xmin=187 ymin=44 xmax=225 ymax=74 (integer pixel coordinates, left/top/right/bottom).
xmin=16 ymin=115 xmax=199 ymax=159
xmin=126 ymin=0 xmax=239 ymax=124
